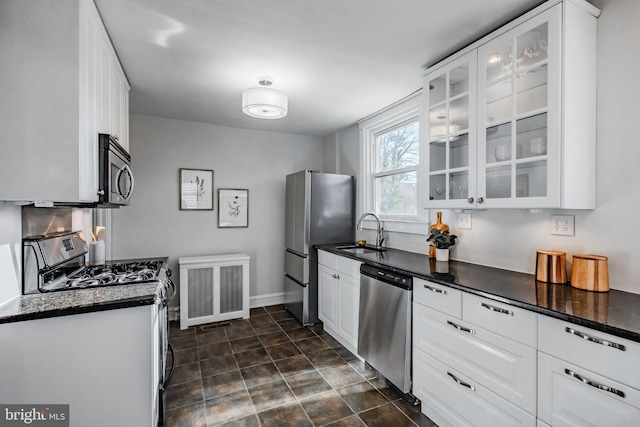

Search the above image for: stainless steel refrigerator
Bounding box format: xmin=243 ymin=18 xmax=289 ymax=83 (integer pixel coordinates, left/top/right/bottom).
xmin=284 ymin=170 xmax=354 ymax=325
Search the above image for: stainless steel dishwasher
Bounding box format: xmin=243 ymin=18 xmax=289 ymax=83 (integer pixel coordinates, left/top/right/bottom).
xmin=358 ymin=264 xmax=413 ymax=394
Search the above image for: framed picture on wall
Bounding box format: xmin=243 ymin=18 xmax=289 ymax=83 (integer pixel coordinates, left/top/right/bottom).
xmin=218 ymin=189 xmax=248 ymax=228
xmin=179 ymin=168 xmax=214 ymax=210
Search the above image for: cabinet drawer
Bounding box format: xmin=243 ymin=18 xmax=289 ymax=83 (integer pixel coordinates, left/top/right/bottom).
xmin=317 ymin=249 xmax=337 ymax=270
xmin=413 ymin=303 xmax=536 ymax=414
xmin=538 ymin=315 xmax=640 ymax=390
xmin=414 ymin=278 xmax=462 ymax=318
xmin=337 ymin=255 xmax=361 ymax=279
xmin=414 ymin=348 xmax=536 ymax=427
xmin=463 ymin=293 xmax=537 ymax=347
xmin=538 ymin=353 xmax=640 ymax=426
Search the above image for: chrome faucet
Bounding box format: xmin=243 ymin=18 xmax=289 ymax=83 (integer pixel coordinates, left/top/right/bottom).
xmin=356 ymin=212 xmax=385 ymax=249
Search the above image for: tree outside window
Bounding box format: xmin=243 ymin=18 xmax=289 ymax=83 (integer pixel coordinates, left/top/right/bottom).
xmin=374 ymin=120 xmax=419 ymax=217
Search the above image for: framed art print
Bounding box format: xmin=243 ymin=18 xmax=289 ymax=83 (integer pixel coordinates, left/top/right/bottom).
xmin=218 ymin=189 xmax=248 ymax=228
xmin=180 ymin=168 xmax=214 ymax=210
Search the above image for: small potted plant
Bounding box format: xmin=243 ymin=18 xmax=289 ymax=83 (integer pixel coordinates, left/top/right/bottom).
xmin=427 ymin=228 xmax=457 ymax=261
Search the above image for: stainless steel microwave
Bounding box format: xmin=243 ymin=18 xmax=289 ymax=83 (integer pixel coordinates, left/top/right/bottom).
xmin=98 ymin=134 xmax=134 ymax=207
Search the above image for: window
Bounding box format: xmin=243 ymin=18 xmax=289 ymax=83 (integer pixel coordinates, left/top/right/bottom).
xmin=359 ymin=92 xmax=426 ymax=225
xmin=373 ymin=120 xmax=418 ymax=216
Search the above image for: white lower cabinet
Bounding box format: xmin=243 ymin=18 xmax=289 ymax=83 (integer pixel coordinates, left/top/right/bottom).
xmin=0 ymin=305 xmax=160 ymax=427
xmin=414 ymin=349 xmax=536 ymax=427
xmin=336 ymin=272 xmax=360 ymax=347
xmin=414 ymin=277 xmax=640 ymax=427
xmin=414 ymin=303 xmax=537 ymax=414
xmin=317 ymin=250 xmax=362 ymax=354
xmin=414 ymin=279 xmax=537 ymax=426
xmin=537 ymin=353 xmax=640 ymax=426
xmin=537 ymin=315 xmax=640 ymax=427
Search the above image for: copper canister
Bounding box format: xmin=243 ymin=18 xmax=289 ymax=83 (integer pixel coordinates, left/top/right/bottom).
xmin=535 ymin=250 xmax=567 ymax=284
xmin=571 ymin=254 xmax=609 ymax=292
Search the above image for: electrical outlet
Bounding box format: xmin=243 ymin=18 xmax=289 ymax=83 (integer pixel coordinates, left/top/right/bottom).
xmin=550 ymin=215 xmax=574 ymax=236
xmin=458 ymin=213 xmax=472 ymax=229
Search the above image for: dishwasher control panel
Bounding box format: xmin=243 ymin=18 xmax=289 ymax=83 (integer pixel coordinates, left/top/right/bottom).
xmin=361 ymin=264 xmax=412 ymax=290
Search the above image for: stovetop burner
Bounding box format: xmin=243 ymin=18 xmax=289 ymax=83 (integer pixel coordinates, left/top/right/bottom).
xmin=65 ymin=260 xmax=162 ymax=289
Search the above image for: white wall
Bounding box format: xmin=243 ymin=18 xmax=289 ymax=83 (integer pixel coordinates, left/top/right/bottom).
xmin=112 ymin=115 xmax=324 ymax=306
xmin=355 ymin=0 xmax=640 ymax=294
xmin=323 ymin=125 xmax=359 ymax=177
xmin=0 ymin=202 xmax=23 ymax=307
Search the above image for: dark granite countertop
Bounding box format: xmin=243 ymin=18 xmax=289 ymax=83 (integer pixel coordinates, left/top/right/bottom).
xmin=317 ymin=244 xmax=640 ymax=343
xmin=0 ymin=257 xmax=169 ymax=325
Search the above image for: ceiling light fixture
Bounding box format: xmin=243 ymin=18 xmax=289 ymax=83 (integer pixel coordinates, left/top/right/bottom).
xmin=242 ymin=77 xmax=288 ymax=119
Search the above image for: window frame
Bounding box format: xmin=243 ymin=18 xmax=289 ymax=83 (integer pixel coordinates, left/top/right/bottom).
xmin=358 ymin=92 xmax=428 ymax=231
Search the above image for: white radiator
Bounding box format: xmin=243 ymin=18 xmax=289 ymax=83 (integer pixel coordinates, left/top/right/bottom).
xmin=178 ymin=253 xmax=250 ymax=330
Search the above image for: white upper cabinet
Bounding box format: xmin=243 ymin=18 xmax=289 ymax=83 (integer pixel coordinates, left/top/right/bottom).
xmin=421 ymin=0 xmax=599 ymax=210
xmin=422 ymin=52 xmax=478 ymax=209
xmin=0 ymin=0 xmax=129 ymax=204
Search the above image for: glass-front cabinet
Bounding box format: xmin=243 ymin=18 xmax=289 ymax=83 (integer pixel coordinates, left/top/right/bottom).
xmin=477 ymin=6 xmax=561 ymax=208
xmin=421 ymin=0 xmax=598 ymax=211
xmin=422 ymin=52 xmax=477 ymax=209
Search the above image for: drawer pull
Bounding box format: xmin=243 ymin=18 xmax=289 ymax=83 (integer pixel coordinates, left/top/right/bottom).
xmin=447 ymin=371 xmax=476 ymax=391
xmin=564 ymin=369 xmax=625 ymax=398
xmin=424 ymin=284 xmax=447 ymax=295
xmin=479 ymin=301 xmax=513 ymax=316
xmin=565 ymin=327 xmax=626 ymax=351
xmin=447 ymin=320 xmax=475 ymax=335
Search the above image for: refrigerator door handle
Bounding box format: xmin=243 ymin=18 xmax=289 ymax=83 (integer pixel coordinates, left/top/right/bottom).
xmin=285 ymin=273 xmax=307 ymax=287
xmin=286 ymin=248 xmax=307 ymax=258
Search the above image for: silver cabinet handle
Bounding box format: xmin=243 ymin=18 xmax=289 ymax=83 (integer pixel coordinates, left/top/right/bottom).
xmin=565 ymin=327 xmax=626 ymax=351
xmin=564 ymin=369 xmax=625 ymax=398
xmin=467 ymin=197 xmax=474 ymax=204
xmin=479 ymin=301 xmax=513 ymax=316
xmin=447 ymin=320 xmax=475 ymax=335
xmin=424 ymin=284 xmax=447 ymax=295
xmin=447 ymin=372 xmax=476 ymax=391
xmin=477 ymin=197 xmax=484 ymax=204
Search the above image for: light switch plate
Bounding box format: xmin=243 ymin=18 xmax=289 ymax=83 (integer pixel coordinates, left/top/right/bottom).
xmin=458 ymin=213 xmax=472 ymax=229
xmin=550 ymin=215 xmax=574 ymax=236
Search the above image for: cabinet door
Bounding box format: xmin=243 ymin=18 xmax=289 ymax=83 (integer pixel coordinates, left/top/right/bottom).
xmin=477 ymin=4 xmax=561 ymax=208
xmin=318 ymin=264 xmax=337 ymax=331
xmin=538 ymin=353 xmax=640 ymax=427
xmin=422 ymin=51 xmax=477 ymax=209
xmin=337 ymin=272 xmax=359 ymax=349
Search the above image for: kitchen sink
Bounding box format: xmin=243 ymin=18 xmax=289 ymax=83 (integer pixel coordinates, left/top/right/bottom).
xmin=335 ymin=244 xmax=385 ymax=254
xmin=341 ymin=247 xmax=380 ymax=254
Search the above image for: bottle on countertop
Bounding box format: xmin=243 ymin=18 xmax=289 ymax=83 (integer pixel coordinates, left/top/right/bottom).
xmin=429 ymin=211 xmax=449 ymax=258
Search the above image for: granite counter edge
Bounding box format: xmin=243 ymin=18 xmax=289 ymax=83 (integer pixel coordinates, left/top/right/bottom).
xmin=0 ymin=295 xmax=157 ymax=325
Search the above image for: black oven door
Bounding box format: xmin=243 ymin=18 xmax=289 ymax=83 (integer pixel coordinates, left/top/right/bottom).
xmin=99 ymin=134 xmax=134 ymax=206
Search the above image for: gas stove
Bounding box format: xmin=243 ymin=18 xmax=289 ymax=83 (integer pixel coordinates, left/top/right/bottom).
xmin=64 ymin=260 xmax=163 ymax=289
xmin=23 ymin=231 xmax=168 ymax=295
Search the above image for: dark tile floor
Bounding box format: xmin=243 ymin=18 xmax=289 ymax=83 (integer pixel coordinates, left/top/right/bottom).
xmin=165 ymin=305 xmax=438 ymax=427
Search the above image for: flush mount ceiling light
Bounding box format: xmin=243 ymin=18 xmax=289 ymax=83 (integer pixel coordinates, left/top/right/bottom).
xmin=242 ymin=77 xmax=288 ymax=119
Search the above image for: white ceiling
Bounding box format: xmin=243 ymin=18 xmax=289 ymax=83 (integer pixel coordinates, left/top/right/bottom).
xmin=94 ymin=0 xmax=542 ymax=137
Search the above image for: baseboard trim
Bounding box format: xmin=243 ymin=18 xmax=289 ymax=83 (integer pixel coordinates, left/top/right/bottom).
xmin=168 ymin=306 xmax=180 ymax=322
xmin=170 ymin=292 xmax=286 ymax=322
xmin=250 ymin=292 xmax=285 ymax=308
